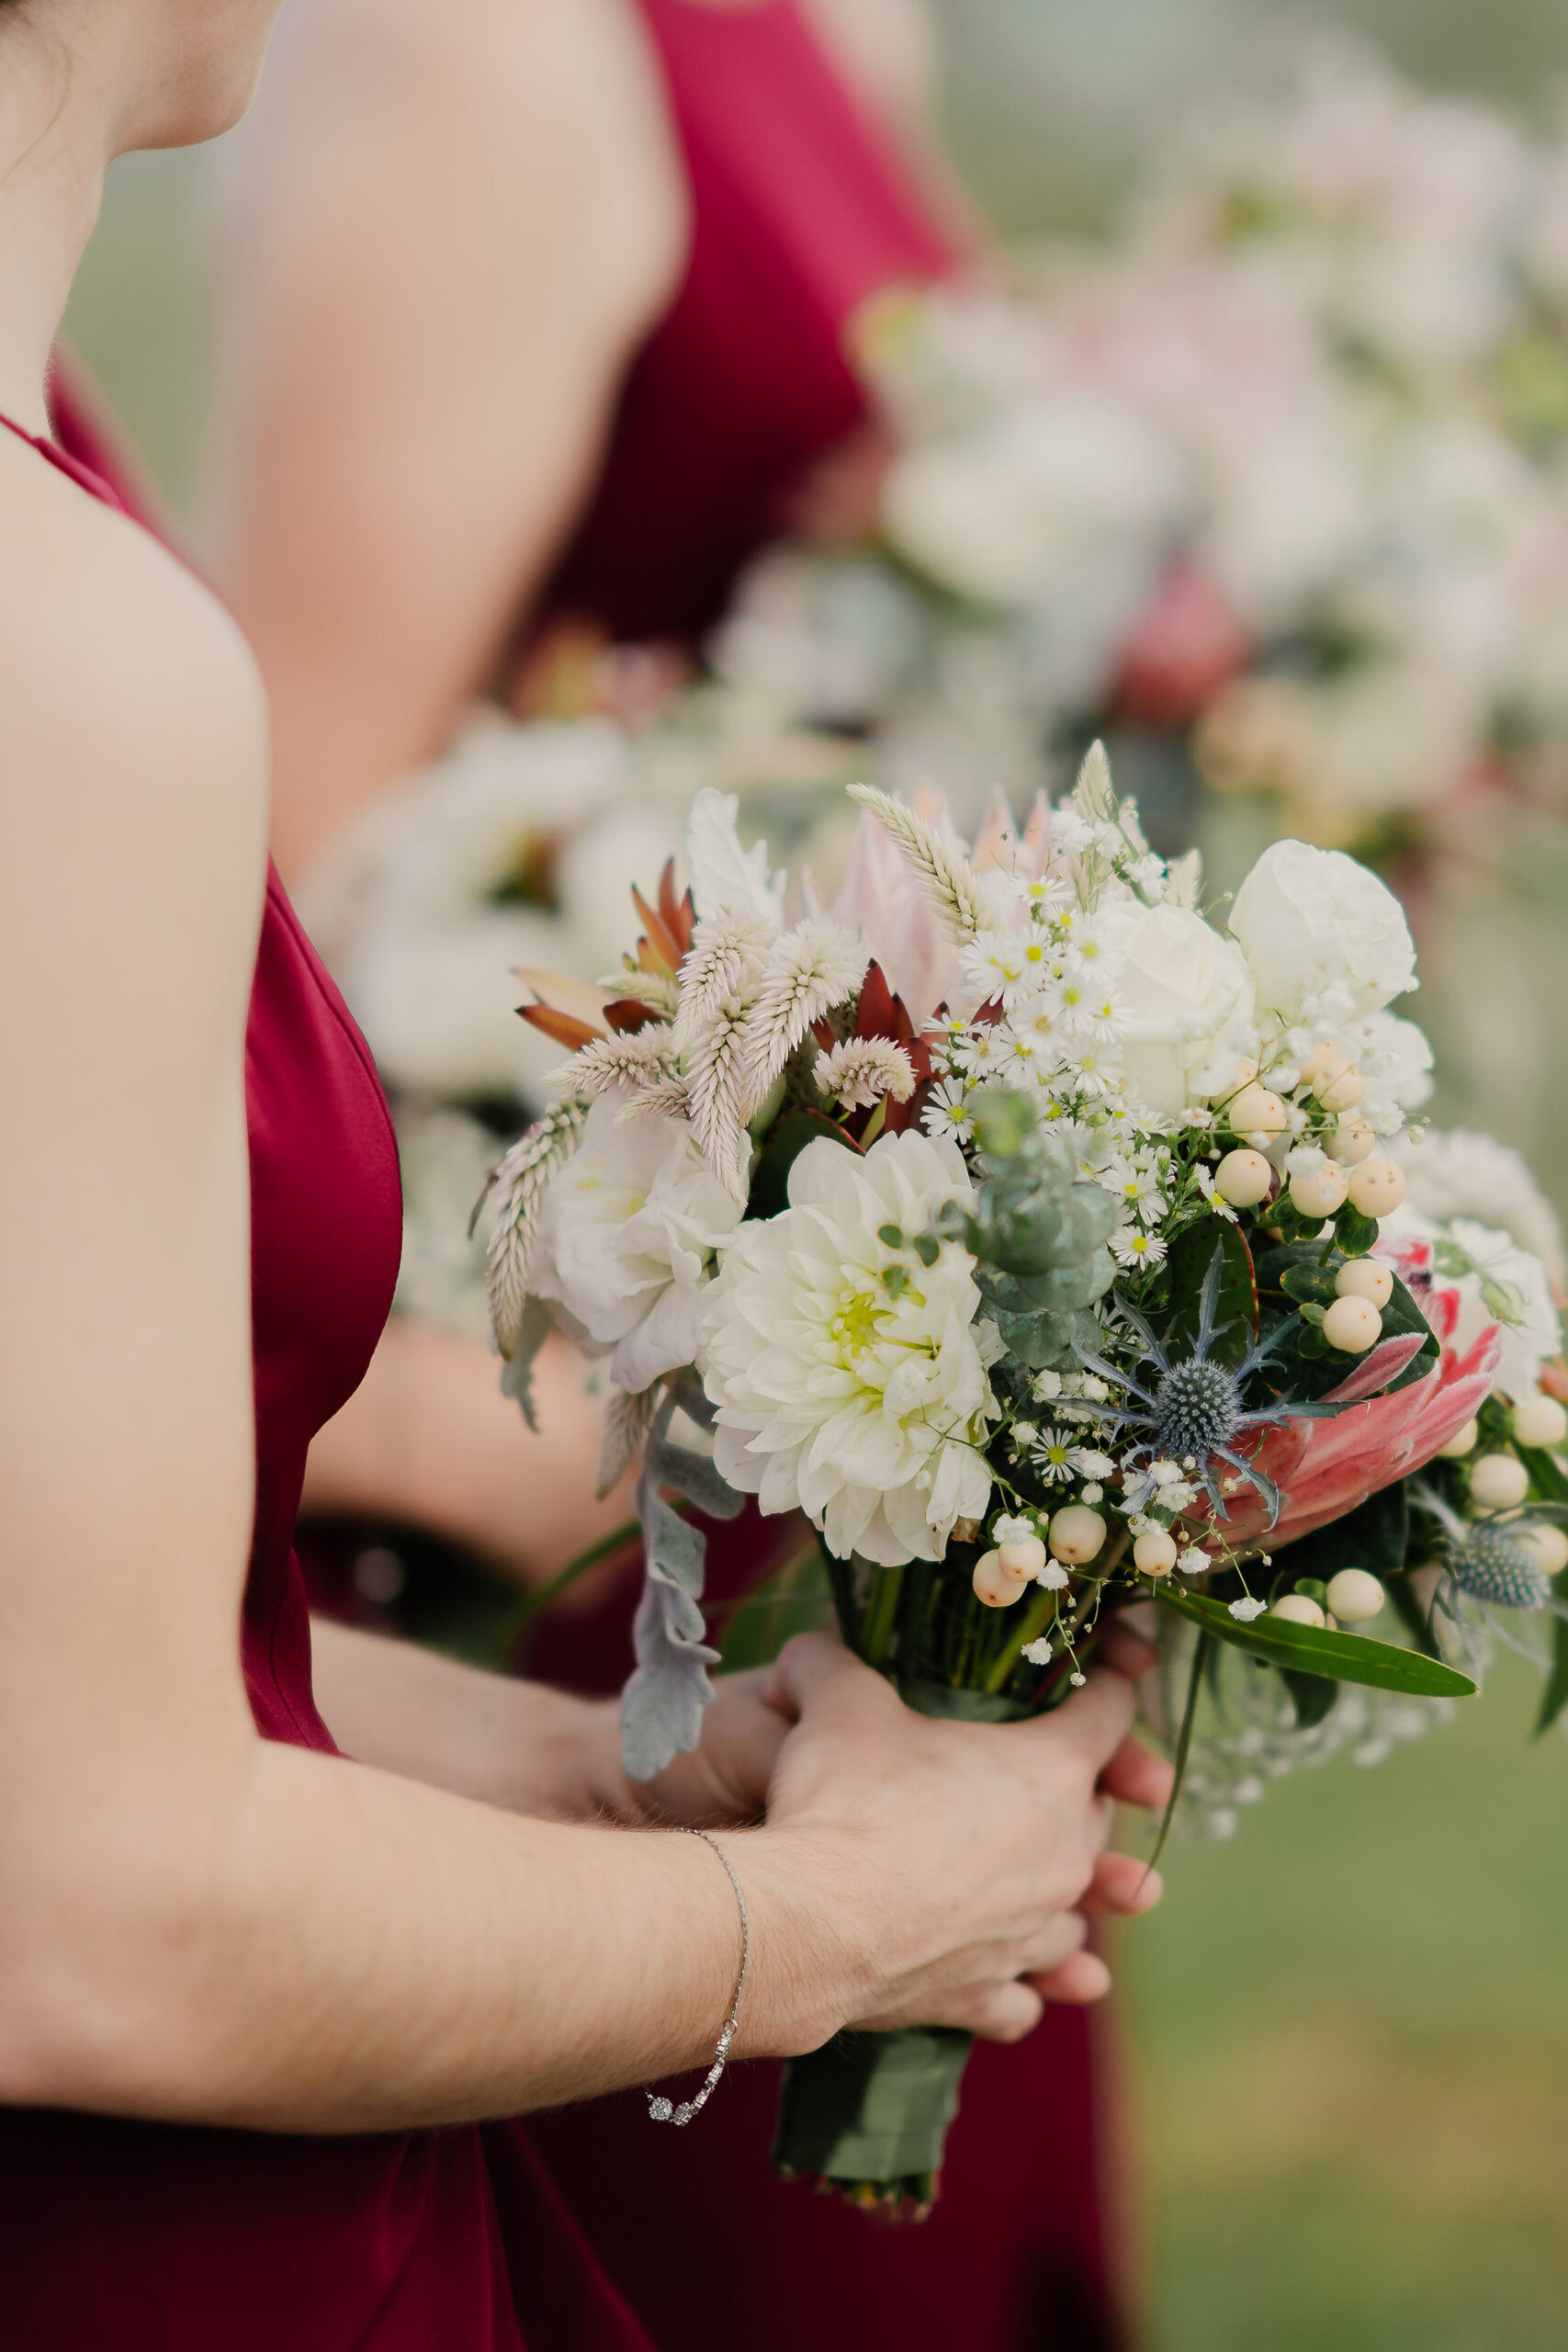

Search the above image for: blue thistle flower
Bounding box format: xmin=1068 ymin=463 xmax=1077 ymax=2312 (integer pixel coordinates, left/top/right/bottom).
xmin=1074 ymin=1241 xmax=1325 ymax=1524
xmin=1413 ymin=1480 xmax=1553 ymax=1611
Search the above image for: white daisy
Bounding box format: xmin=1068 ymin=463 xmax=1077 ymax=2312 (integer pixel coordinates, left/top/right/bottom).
xmin=1110 ymin=1226 xmax=1168 ymax=1274
xmin=1025 ymin=1426 xmax=1081 ymax=1485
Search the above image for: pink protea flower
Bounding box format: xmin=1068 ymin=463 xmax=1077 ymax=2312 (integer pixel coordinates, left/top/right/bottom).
xmin=1214 ymin=1320 xmax=1501 ymax=1553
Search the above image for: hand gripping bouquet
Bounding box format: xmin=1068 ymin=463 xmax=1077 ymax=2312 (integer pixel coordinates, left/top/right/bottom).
xmin=483 ymin=749 xmax=1568 ymax=2213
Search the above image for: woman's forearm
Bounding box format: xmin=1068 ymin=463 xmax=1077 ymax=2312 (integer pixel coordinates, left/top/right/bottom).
xmin=302 ymin=1318 xmax=636 ymax=1585
xmin=3 ymin=1729 xmax=832 ymax=2136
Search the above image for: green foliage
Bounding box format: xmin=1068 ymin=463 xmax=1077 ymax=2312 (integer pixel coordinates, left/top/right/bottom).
xmin=746 ymin=1105 xmax=859 ymax=1219
xmin=717 ymin=1540 xmax=833 ymax=1670
xmin=1156 ymin=1584 xmax=1476 ymax=1697
xmin=1254 ymin=1241 xmax=1438 ymax=1402
xmin=936 ymin=1087 xmax=1117 ymax=1369
xmin=1160 ymin=1222 xmax=1258 ymax=1368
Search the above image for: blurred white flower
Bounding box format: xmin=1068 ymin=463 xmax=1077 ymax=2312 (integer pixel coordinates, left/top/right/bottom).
xmin=1395 ymin=1127 xmax=1566 ymax=1288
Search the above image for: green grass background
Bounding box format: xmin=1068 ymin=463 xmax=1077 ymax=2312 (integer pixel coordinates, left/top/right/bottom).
xmin=64 ymin=13 xmax=1568 ymax=2346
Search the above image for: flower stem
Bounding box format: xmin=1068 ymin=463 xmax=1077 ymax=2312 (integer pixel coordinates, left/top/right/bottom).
xmin=494 ymin=1516 xmax=642 ymax=1644
xmin=861 ymin=1564 xmax=907 ymax=1669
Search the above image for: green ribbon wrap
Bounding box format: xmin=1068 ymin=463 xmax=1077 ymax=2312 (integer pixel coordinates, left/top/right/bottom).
xmin=772 ymin=1678 xmax=1031 ymax=2210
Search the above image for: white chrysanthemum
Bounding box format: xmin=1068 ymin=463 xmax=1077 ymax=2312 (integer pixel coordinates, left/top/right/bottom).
xmin=699 ymin=1131 xmax=1002 ymax=1564
xmin=531 ymin=1098 xmax=743 ymax=1393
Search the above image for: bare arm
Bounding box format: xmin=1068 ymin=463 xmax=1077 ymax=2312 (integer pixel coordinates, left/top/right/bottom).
xmin=300 ymin=1319 xmax=636 ymax=1589
xmin=210 ymin=0 xmax=687 ymax=881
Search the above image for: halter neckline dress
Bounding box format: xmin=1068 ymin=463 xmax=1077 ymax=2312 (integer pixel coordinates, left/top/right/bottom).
xmin=0 ymin=406 xmax=656 ymax=2352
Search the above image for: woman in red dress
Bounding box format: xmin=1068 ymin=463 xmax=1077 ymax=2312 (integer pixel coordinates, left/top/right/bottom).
xmin=212 ymin=6 xmax=1135 ymax=2346
xmin=0 ymin=10 xmax=1171 ymax=2349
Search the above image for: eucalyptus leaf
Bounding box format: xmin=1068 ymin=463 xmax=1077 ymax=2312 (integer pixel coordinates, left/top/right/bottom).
xmin=1155 ymin=1585 xmax=1476 ymax=1697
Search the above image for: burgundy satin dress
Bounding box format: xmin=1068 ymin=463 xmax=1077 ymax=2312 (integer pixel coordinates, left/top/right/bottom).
xmin=0 ymin=414 xmax=654 ymax=2352
xmin=524 ymin=9 xmax=1128 ymax=2348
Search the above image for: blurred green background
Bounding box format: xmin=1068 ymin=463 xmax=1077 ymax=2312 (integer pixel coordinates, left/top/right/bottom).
xmin=64 ymin=8 xmax=1568 ymax=2349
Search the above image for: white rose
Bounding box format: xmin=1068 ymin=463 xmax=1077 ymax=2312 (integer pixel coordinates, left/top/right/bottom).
xmin=1098 ymin=900 xmax=1258 ymax=1118
xmin=1229 ymin=840 xmax=1416 ymax=1023
xmin=531 ymin=1099 xmax=743 ymax=1394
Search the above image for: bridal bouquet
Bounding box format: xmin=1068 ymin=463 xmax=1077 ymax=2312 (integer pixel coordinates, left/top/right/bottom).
xmin=483 ymin=749 xmax=1567 ymax=2212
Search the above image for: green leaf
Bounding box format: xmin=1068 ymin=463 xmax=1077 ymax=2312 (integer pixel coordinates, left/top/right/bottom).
xmin=1155 ymin=1585 xmax=1476 ymax=1697
xmin=1281 ymin=1667 xmax=1341 ymax=1729
xmin=1334 ymin=1202 xmax=1382 ymax=1257
xmin=1517 ymin=1444 xmax=1568 ymax=1507
xmin=747 ymin=1107 xmax=860 ymax=1220
xmin=1280 ymin=1261 xmax=1340 ymax=1306
xmin=1535 ymin=1589 xmax=1568 ymax=1738
xmin=1161 ymin=1220 xmax=1258 ymax=1367
xmin=1146 ymin=1628 xmax=1212 ymax=1880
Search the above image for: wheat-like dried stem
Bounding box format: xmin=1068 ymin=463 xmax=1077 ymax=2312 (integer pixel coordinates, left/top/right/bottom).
xmin=485 ymin=1097 xmax=589 ymax=1357
xmin=673 ymin=910 xmax=772 ymax=1046
xmin=846 ymin=784 xmax=988 ymax=942
xmin=739 ymin=920 xmax=867 ymax=1114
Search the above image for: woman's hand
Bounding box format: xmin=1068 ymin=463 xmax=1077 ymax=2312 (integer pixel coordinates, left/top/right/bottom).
xmin=581 ymin=1669 xmax=794 ymax=1831
xmin=743 ymin=1631 xmax=1171 ymax=2055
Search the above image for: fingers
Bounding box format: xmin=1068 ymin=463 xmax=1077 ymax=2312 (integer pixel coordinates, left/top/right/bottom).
xmin=1078 ymin=1849 xmax=1163 ymax=1917
xmin=1028 ymin=1950 xmax=1113 ymax=2006
xmin=965 ymin=1981 xmax=1046 ymax=2044
xmin=1023 ymin=1663 xmax=1136 ymax=1773
xmin=1099 ymin=1734 xmax=1175 ymax=1813
xmin=1097 ymin=1622 xmax=1159 ymax=1680
xmin=761 ymin=1630 xmax=874 ymax=1723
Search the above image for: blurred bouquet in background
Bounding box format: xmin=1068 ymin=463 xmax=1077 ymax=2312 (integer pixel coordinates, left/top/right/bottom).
xmin=479 ymin=749 xmax=1568 ymax=2209
xmin=719 ymin=31 xmax=1568 ymax=885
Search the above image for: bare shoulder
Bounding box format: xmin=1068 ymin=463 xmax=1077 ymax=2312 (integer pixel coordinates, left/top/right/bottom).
xmin=0 ymin=436 xmax=267 ymax=993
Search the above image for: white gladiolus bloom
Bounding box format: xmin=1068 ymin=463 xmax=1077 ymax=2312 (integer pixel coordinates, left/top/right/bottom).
xmin=1378 ymin=1203 xmax=1562 ymax=1402
xmin=1229 ymin=840 xmax=1416 ymax=1023
xmin=700 ymin=1131 xmax=1003 ymax=1564
xmin=1096 ymin=899 xmax=1258 ymax=1118
xmin=530 ymin=1099 xmax=743 ymax=1394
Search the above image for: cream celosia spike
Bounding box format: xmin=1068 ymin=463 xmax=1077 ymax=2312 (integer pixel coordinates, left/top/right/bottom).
xmin=685 ymin=994 xmax=754 ymax=1201
xmin=846 ymin=784 xmax=989 ymax=944
xmin=673 ymin=909 xmax=772 ymax=1047
xmin=615 ymin=1073 xmax=693 ymax=1125
xmin=738 ymin=920 xmax=867 ymax=1114
xmin=565 ymin=1026 xmax=682 ymax=1102
xmin=816 ymin=1036 xmax=916 ymax=1111
xmin=485 ymin=1097 xmax=590 ymax=1358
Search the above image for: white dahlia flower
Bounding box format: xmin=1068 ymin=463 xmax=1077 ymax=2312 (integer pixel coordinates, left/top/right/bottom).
xmin=530 ymin=1098 xmax=743 ymax=1394
xmin=699 ymin=1130 xmax=1003 ymax=1565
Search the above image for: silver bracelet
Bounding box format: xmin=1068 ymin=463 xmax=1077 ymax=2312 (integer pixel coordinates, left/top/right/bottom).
xmin=643 ymin=1828 xmax=750 ymax=2129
